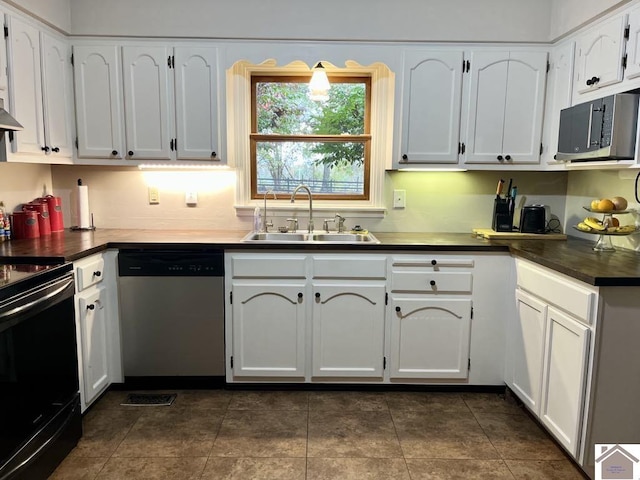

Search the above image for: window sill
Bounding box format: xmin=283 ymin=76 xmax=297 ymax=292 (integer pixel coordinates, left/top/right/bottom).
xmin=235 ymin=204 xmax=386 ymax=219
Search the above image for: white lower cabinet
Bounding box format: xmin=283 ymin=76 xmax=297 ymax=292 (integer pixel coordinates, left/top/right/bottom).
xmin=311 ymin=282 xmax=386 ymax=378
xmin=389 ymin=297 xmax=471 ymax=379
xmin=230 ymin=281 xmax=306 ymax=377
xmin=77 ymin=286 xmax=109 ymax=403
xmin=510 ymin=258 xmax=595 ymax=458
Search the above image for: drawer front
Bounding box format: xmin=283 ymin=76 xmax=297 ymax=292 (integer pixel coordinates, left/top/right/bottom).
xmin=392 ymin=271 xmax=472 ymax=293
xmin=516 ymin=259 xmax=596 ymax=324
xmin=231 ymin=254 xmax=306 ymax=278
xmin=391 ymin=256 xmax=474 ymax=270
xmin=76 ymin=256 xmax=105 ymax=291
xmin=312 ymin=255 xmax=386 ymax=279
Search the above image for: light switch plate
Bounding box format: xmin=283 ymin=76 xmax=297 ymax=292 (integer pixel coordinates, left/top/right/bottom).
xmin=148 ymin=186 xmax=159 ymax=204
xmin=393 ymin=189 xmax=406 ymax=209
xmin=185 ymin=191 xmax=198 ymax=206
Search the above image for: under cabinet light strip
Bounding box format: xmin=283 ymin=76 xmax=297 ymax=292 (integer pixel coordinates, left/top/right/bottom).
xmin=137 ymin=164 xmax=232 ymax=171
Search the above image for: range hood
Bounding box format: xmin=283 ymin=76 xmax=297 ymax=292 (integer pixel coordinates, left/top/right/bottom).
xmin=0 ymin=98 xmax=22 ymax=131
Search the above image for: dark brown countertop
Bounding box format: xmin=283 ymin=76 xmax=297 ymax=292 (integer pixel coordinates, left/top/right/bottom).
xmin=0 ymin=229 xmax=638 ymax=286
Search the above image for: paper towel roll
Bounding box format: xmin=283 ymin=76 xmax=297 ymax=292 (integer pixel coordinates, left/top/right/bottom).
xmin=76 ymin=184 xmax=91 ymax=228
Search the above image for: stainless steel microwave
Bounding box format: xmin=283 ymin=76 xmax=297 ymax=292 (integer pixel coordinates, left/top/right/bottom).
xmin=556 ymin=93 xmax=639 ymax=162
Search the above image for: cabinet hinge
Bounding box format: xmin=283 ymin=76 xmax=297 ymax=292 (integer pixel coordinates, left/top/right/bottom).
xmin=8 ymin=131 xmax=13 ymax=143
xmin=468 ymin=358 xmax=471 ymax=370
xmin=540 ymin=143 xmax=544 ymax=155
xmin=3 ymin=26 xmax=7 ymax=38
xmin=383 ymin=357 xmax=386 ymax=370
xmin=546 ymin=61 xmax=550 ymax=73
xmin=230 ymin=356 xmax=233 ymax=368
xmin=70 ymin=53 xmax=74 ymax=66
xmin=174 ymin=138 xmax=177 ymax=151
xmin=625 ymin=24 xmax=630 ymax=40
xmin=464 ymin=59 xmax=470 ymax=72
xmin=458 ymin=142 xmax=465 ymax=155
xmin=172 ymin=55 xmax=175 ymax=68
xmin=470 ymin=307 xmax=473 ymax=319
xmin=622 ymin=54 xmax=628 ymax=69
xmin=170 ymin=139 xmax=174 ymax=151
xmin=167 ymin=55 xmax=172 ymax=68
xmin=75 ymin=137 xmax=79 ymax=149
xmin=230 ymin=291 xmax=233 ymax=304
xmin=385 ymin=292 xmax=388 ymax=305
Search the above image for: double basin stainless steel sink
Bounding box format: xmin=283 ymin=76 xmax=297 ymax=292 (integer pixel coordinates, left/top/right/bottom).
xmin=242 ymin=231 xmax=380 ymax=244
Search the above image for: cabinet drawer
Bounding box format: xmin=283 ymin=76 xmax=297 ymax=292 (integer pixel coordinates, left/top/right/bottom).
xmin=515 ymin=259 xmax=596 ymax=324
xmin=76 ymin=255 xmax=105 ymax=292
xmin=392 ymin=272 xmax=472 ymax=293
xmin=312 ymin=255 xmax=386 ymax=279
xmin=231 ymin=254 xmax=306 ymax=278
xmin=391 ymin=256 xmax=474 ymax=270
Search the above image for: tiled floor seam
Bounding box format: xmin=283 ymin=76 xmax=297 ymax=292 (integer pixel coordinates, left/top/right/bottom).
xmin=386 ymin=399 xmax=414 ymax=479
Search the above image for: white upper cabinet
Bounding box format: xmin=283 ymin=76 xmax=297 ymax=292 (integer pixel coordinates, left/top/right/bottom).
xmin=463 ymin=50 xmax=548 ymax=165
xmin=399 ymin=50 xmax=464 ymax=165
xmin=73 ymin=45 xmax=124 ymax=159
xmin=41 ymin=33 xmax=74 ymax=158
xmin=7 ymin=16 xmax=73 ymax=160
xmin=574 ymin=14 xmax=627 ymax=95
xmin=122 ymin=46 xmax=172 ymax=160
xmin=174 ymin=47 xmax=219 ymax=161
xmin=625 ymin=5 xmax=640 ymax=80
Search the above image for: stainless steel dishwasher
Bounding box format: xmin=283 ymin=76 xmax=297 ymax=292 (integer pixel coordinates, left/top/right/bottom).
xmin=118 ymin=249 xmax=225 ymax=386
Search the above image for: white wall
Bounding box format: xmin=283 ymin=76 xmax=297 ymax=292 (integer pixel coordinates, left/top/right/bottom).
xmin=0 ymin=163 xmax=53 ymax=213
xmin=549 ymin=0 xmax=634 ymax=40
xmin=69 ymin=0 xmax=552 ymax=42
xmin=3 ymin=0 xmax=71 ymax=32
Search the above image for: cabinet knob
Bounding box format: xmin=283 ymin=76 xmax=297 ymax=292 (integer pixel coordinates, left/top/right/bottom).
xmin=429 ymin=280 xmax=436 ymax=286
xmin=401 ymin=154 xmax=408 ymax=162
xmin=86 ymin=304 xmax=95 ymax=311
xmin=112 ymin=150 xmax=118 ymax=156
xmin=51 ymin=147 xmax=60 ymax=153
xmin=497 ymin=155 xmax=503 ymax=161
xmin=586 ymin=76 xmax=600 ymax=86
xmin=93 ymin=271 xmax=101 ymax=277
xmin=315 ymin=292 xmax=320 ymax=302
xmin=297 ymin=292 xmax=303 ymax=302
xmin=42 ymin=146 xmax=50 ymax=152
xmin=128 ymin=150 xmax=134 ymax=156
xmin=211 ymin=151 xmax=217 ymax=158
xmin=431 ymin=259 xmax=437 ymax=266
xmin=395 ymin=306 xmax=401 ymax=312
xmin=505 ymin=154 xmax=511 ymax=161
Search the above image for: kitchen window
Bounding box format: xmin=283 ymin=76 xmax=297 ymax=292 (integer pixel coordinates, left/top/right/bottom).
xmin=251 ymin=75 xmax=371 ymax=200
xmin=227 ymin=59 xmax=394 ymax=216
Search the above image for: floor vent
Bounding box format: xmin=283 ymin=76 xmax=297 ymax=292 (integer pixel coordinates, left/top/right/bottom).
xmin=120 ymin=393 xmax=177 ymax=406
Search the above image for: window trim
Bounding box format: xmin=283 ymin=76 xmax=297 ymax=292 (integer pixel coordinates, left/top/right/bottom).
xmin=250 ymin=74 xmax=372 ymax=201
xmin=227 ymin=59 xmax=394 ymax=218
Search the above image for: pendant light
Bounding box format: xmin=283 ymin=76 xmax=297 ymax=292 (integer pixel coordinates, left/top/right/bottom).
xmin=308 ymin=62 xmax=330 ymax=101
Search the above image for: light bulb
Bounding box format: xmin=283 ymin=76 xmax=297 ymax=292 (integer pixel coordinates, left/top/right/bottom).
xmin=309 ymin=62 xmax=330 ymax=101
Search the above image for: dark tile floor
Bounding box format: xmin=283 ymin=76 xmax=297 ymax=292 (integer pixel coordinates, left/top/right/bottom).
xmin=49 ymin=390 xmax=587 ymax=479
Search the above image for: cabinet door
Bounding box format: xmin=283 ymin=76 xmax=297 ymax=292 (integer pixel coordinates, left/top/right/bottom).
xmin=231 ymin=282 xmax=306 ymax=377
xmin=389 ymin=297 xmax=471 ymax=379
xmin=575 ymin=15 xmax=626 ymax=94
xmin=399 ymin=50 xmax=463 ymax=164
xmin=464 ymin=51 xmax=509 ymax=163
xmin=626 ymin=7 xmax=640 ymax=80
xmin=464 ymin=50 xmax=546 ymax=164
xmin=41 ymin=33 xmax=73 ymax=158
xmin=73 ymin=45 xmax=124 ymax=159
xmin=122 ymin=46 xmax=172 ymax=160
xmin=311 ymin=283 xmax=385 ymax=377
xmin=174 ymin=47 xmax=219 ymax=161
xmin=0 ymin=10 xmax=8 ymax=93
xmin=511 ymin=289 xmax=546 ymax=414
xmin=77 ymin=287 xmax=109 ymax=406
xmin=7 ymin=16 xmax=44 ymax=155
xmin=540 ymin=306 xmax=590 ymax=457
xmin=501 ymin=51 xmax=547 ymax=162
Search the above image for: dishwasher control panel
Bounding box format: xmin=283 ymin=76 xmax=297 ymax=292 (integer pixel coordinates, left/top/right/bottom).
xmin=118 ymin=250 xmax=224 ymax=277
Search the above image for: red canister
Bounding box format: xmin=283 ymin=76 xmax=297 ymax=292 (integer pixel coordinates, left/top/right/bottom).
xmin=23 ymin=202 xmax=51 ymax=236
xmin=12 ymin=211 xmax=40 ymax=239
xmin=38 ymin=195 xmax=64 ymax=232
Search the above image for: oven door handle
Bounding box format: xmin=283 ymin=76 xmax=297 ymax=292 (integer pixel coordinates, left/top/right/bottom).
xmin=0 ymin=276 xmax=74 ymax=322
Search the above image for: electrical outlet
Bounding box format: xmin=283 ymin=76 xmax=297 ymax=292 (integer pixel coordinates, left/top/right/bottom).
xmin=148 ymin=186 xmax=159 ymax=204
xmin=185 ymin=191 xmax=198 ymax=206
xmin=393 ymin=189 xmax=406 ymax=209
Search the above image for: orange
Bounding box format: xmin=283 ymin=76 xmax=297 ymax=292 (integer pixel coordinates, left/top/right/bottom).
xmin=597 ymin=198 xmax=615 ymax=211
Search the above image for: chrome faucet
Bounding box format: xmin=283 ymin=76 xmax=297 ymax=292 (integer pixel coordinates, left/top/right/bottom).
xmin=262 ymin=190 xmax=277 ymax=233
xmin=323 ymin=213 xmax=345 ymax=233
xmin=290 ymin=184 xmax=314 ymax=233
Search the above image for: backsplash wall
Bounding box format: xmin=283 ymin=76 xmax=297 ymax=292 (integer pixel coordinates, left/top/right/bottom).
xmin=0 ymin=163 xmax=53 ymax=212
xmin=50 ymin=165 xmax=568 ymax=234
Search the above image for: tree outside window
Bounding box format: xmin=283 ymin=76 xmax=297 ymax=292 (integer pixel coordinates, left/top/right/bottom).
xmin=251 ymin=75 xmax=371 ymax=200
